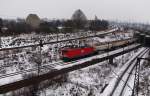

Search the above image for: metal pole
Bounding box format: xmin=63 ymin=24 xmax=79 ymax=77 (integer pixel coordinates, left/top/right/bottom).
xmin=122 ymin=34 xmax=126 ymax=65
xmin=57 ymin=28 xmax=58 ymax=60
xmin=137 ymin=58 xmax=140 ymax=96
xmin=56 ymin=26 xmax=62 ymax=60
xmin=38 ymin=46 xmax=41 ymax=75
xmin=132 ymin=58 xmax=140 ymax=96
xmin=107 ymin=42 xmax=110 ymax=66
xmin=0 ymin=36 xmax=1 ymax=48
xmin=38 ymin=40 xmax=43 ymax=75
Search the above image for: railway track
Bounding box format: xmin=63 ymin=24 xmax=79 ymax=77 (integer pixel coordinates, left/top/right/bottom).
xmin=0 ymin=43 xmax=141 ymax=82
xmin=109 ymin=48 xmax=149 ymax=96
xmin=0 ymin=44 xmax=141 ymax=94
xmin=0 ymin=37 xmax=136 ymax=71
xmin=0 ymin=29 xmax=118 ymax=51
xmin=0 ymin=56 xmax=92 ymax=79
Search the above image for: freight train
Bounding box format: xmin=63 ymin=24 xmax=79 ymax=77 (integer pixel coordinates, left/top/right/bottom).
xmin=60 ymin=38 xmax=137 ymax=61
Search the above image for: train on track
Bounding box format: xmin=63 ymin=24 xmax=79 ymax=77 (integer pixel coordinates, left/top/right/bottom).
xmin=134 ymin=32 xmax=150 ymax=47
xmin=60 ymin=38 xmax=137 ymax=61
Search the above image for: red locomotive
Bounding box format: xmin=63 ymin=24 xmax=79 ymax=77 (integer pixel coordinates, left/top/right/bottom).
xmin=60 ymin=45 xmax=97 ymax=61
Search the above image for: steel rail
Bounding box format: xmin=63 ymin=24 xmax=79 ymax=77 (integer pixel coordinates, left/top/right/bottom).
xmin=0 ymin=39 xmax=137 ymax=79
xmin=109 ymin=48 xmax=149 ymax=96
xmin=0 ymin=29 xmax=118 ymax=51
xmin=0 ymin=44 xmax=141 ymax=94
xmin=119 ymin=50 xmax=149 ymax=96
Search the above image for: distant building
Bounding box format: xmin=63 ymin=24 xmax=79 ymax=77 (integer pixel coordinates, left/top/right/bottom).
xmin=26 ymin=14 xmax=41 ymax=28
xmin=71 ymin=9 xmax=87 ymax=21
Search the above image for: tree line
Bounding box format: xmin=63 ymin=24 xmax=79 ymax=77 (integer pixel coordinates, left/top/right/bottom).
xmin=0 ymin=18 xmax=109 ymax=36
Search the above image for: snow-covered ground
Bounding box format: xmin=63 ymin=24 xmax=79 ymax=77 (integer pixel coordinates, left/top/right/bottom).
xmin=0 ymin=29 xmax=139 ymax=96
xmin=101 ymin=48 xmax=148 ymax=96
xmin=138 ymin=51 xmax=150 ymax=96
xmin=39 ymin=48 xmax=140 ymax=96
xmin=0 ymin=29 xmax=118 ymax=48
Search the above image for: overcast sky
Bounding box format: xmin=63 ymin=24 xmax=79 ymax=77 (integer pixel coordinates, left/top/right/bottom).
xmin=0 ymin=0 xmax=149 ymax=23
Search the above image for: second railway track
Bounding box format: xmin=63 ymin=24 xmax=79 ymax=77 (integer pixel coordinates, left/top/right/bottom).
xmin=109 ymin=48 xmax=149 ymax=96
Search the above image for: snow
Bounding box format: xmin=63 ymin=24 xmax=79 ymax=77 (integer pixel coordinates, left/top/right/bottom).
xmin=41 ymin=45 xmax=49 ymax=52
xmin=39 ymin=48 xmax=139 ymax=96
xmin=0 ymin=74 xmax=22 ymax=85
xmin=123 ymin=51 xmax=149 ymax=96
xmin=0 ymin=28 xmax=140 ymax=96
xmin=0 ymin=28 xmax=118 ymax=49
xmin=101 ymin=48 xmax=147 ymax=96
xmin=0 ymin=43 xmax=139 ymax=88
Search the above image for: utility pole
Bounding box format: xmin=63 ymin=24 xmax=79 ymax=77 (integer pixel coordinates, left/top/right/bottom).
xmin=132 ymin=58 xmax=139 ymax=96
xmin=38 ymin=40 xmax=43 ymax=75
xmin=0 ymin=36 xmax=1 ymax=48
xmin=122 ymin=33 xmax=126 ymax=65
xmin=132 ymin=57 xmax=150 ymax=96
xmin=57 ymin=26 xmax=62 ymax=60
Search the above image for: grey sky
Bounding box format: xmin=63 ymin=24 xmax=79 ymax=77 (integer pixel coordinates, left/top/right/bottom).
xmin=0 ymin=0 xmax=149 ymax=23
